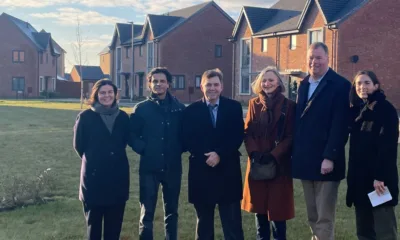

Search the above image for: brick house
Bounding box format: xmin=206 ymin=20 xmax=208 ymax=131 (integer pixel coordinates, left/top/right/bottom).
xmin=99 ymin=45 xmax=111 ymax=76
xmin=108 ymin=1 xmax=235 ymax=102
xmin=0 ymin=13 xmax=66 ymax=98
xmin=70 ymin=65 xmax=108 ymax=97
xmin=230 ymin=0 xmax=400 ymax=109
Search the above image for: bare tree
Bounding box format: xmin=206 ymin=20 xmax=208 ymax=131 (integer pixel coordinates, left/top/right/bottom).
xmin=70 ymin=16 xmax=85 ymax=109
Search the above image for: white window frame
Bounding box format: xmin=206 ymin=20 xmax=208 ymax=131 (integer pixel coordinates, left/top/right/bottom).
xmin=239 ymin=38 xmax=251 ymax=95
xmin=195 ymin=75 xmax=201 ymax=88
xmin=290 ymin=35 xmax=297 ymax=50
xmin=262 ymin=38 xmax=268 ymax=52
xmin=147 ymin=41 xmax=154 ymax=73
xmin=307 ymin=27 xmax=324 ymax=45
xmin=115 ymin=47 xmax=122 ymax=89
xmin=39 ymin=76 xmax=45 ymax=92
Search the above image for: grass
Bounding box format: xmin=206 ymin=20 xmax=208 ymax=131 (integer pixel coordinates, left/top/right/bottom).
xmin=0 ymin=100 xmax=398 ymax=240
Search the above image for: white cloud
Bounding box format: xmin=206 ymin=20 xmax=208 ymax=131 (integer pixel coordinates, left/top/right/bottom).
xmin=30 ymin=8 xmax=127 ymax=26
xmin=1 ymin=0 xmax=277 ymax=13
xmin=0 ymin=0 xmax=75 ymax=8
xmin=99 ymin=34 xmax=113 ymax=40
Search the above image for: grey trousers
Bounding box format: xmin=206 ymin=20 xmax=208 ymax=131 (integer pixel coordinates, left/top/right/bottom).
xmin=302 ymin=180 xmax=340 ymax=240
xmin=355 ymin=206 xmax=398 ymax=240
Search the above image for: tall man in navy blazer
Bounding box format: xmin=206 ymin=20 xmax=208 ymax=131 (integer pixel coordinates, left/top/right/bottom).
xmin=292 ymin=42 xmax=351 ymax=240
xmin=182 ymin=69 xmax=245 ymax=240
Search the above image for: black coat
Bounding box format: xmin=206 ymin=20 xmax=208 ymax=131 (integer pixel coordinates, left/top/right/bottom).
xmin=292 ymin=68 xmax=351 ymax=181
xmin=129 ymin=93 xmax=185 ymax=175
xmin=182 ymin=96 xmax=244 ymax=204
xmin=73 ymin=109 xmax=130 ymax=206
xmin=346 ymin=91 xmax=399 ymax=208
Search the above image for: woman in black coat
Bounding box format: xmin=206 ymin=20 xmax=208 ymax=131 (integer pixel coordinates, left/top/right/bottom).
xmin=346 ymin=70 xmax=399 ymax=240
xmin=73 ymin=80 xmax=131 ymax=240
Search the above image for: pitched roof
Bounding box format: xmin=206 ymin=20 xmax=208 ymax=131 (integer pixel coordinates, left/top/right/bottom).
xmin=255 ymin=0 xmax=309 ymax=36
xmin=99 ymin=45 xmax=111 ymax=55
xmin=111 ymin=23 xmax=144 ymax=47
xmin=64 ymin=73 xmax=71 ymax=81
xmin=32 ymin=32 xmax=50 ymax=50
xmin=318 ymin=0 xmax=368 ymax=24
xmin=1 ymin=13 xmax=61 ymax=54
xmin=233 ymin=0 xmax=369 ymax=38
xmin=144 ymin=1 xmax=233 ymax=40
xmin=165 ymin=1 xmax=211 ymax=18
xmin=73 ymin=65 xmax=105 ymax=81
xmin=147 ymin=14 xmax=183 ymax=38
xmin=243 ymin=6 xmax=278 ymax=33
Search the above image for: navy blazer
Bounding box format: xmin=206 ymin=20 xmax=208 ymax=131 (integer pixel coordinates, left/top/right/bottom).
xmin=182 ymin=96 xmax=244 ymax=204
xmin=292 ymin=68 xmax=351 ymax=181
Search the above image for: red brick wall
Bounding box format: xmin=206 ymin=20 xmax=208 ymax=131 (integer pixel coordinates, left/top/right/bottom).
xmin=337 ymin=0 xmax=400 ymax=108
xmin=159 ymin=4 xmax=234 ymax=102
xmin=56 ymin=80 xmax=80 ymax=98
xmin=100 ymin=52 xmax=111 ymax=75
xmin=233 ymin=2 xmax=336 ymax=103
xmin=39 ymin=45 xmax=57 ymax=79
xmin=0 ymin=14 xmax=39 ymax=97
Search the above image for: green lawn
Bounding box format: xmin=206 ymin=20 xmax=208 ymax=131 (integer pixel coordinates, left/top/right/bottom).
xmin=0 ymin=100 xmax=398 ymax=240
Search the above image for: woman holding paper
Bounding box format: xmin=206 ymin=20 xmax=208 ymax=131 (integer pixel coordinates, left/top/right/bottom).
xmin=346 ymin=70 xmax=399 ymax=240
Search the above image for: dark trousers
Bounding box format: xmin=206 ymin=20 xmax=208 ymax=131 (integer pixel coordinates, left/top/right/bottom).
xmin=82 ymin=202 xmax=125 ymax=240
xmin=355 ymin=206 xmax=398 ymax=240
xmin=194 ymin=201 xmax=244 ymax=240
xmin=255 ymin=214 xmax=286 ymax=240
xmin=139 ymin=171 xmax=181 ymax=240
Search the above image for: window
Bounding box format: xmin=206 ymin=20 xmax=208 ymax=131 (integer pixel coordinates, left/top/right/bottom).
xmin=39 ymin=77 xmax=45 ymax=92
xmin=288 ymin=76 xmax=298 ymax=101
xmin=147 ymin=42 xmax=154 ymax=73
xmin=195 ymin=75 xmax=201 ymax=88
xmin=12 ymin=77 xmax=25 ymax=91
xmin=172 ymin=75 xmax=185 ymax=89
xmin=46 ymin=53 xmax=49 ymax=64
xmin=309 ymin=29 xmax=323 ymax=45
xmin=240 ymin=39 xmax=251 ymax=95
xmin=12 ymin=50 xmax=25 ymax=63
xmin=290 ymin=35 xmax=297 ymax=50
xmin=39 ymin=52 xmax=43 ymax=64
xmin=215 ymin=45 xmax=222 ymax=58
xmin=139 ymin=45 xmax=143 ymax=56
xmin=261 ymin=38 xmax=268 ymax=52
xmin=52 ymin=78 xmax=56 ymax=91
xmin=126 ymin=47 xmax=129 ymax=59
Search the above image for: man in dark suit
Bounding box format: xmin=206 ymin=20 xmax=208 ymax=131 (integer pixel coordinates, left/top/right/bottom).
xmin=292 ymin=42 xmax=351 ymax=240
xmin=182 ymin=68 xmax=245 ymax=240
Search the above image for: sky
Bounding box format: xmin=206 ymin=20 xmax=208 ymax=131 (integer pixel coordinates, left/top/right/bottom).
xmin=0 ymin=0 xmax=278 ymax=73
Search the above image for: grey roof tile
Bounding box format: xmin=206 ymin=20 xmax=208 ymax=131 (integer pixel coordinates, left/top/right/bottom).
xmin=74 ymin=65 xmax=105 ymax=81
xmin=243 ymin=6 xmax=278 ymax=33
xmin=255 ymin=0 xmax=308 ymax=35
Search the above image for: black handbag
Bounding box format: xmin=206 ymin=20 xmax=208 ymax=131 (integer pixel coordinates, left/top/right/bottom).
xmin=249 ymin=99 xmax=288 ymax=180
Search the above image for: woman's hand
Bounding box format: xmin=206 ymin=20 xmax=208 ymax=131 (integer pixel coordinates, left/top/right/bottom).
xmin=373 ymin=180 xmax=386 ymax=196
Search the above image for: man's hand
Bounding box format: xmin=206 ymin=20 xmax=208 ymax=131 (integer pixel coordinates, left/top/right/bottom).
xmin=321 ymin=159 xmax=334 ymax=175
xmin=205 ymin=152 xmax=220 ymax=167
xmin=374 ymin=180 xmax=386 ymax=196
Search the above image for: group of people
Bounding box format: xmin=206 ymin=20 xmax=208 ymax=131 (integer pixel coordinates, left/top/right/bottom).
xmin=73 ymin=42 xmax=399 ymax=240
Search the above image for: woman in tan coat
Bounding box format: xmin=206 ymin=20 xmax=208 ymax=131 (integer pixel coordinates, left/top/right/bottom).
xmin=241 ymin=67 xmax=295 ymax=240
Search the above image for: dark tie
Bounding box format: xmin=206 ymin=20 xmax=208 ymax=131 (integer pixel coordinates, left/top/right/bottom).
xmin=208 ymin=104 xmax=218 ymax=128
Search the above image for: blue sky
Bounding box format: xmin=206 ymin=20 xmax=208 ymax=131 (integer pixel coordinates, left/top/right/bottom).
xmin=0 ymin=0 xmax=277 ymax=73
